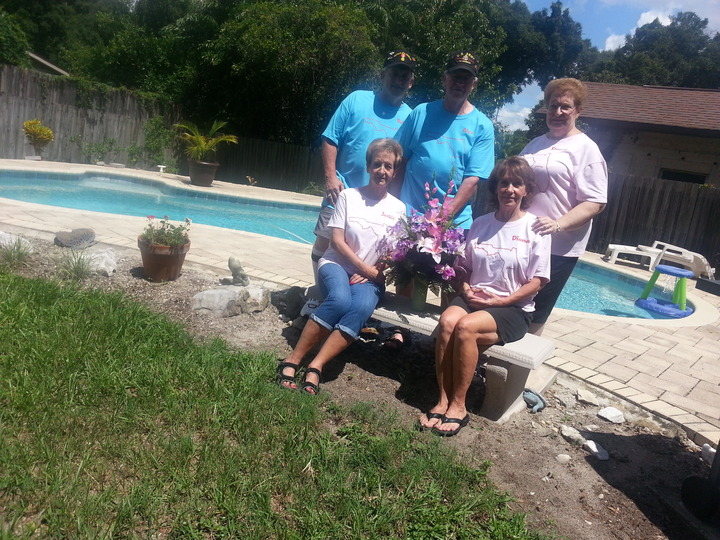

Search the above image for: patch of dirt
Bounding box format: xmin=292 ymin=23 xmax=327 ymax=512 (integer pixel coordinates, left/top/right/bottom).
xmin=11 ymin=238 xmax=718 ymax=540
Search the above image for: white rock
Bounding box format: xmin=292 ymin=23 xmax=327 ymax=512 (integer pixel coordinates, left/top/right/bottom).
xmin=598 ymin=406 xmax=625 ymax=424
xmin=560 ymin=425 xmax=586 ymax=446
xmin=0 ymin=232 xmax=33 ymax=251
xmin=583 ymin=440 xmax=610 ymax=461
xmin=88 ymin=248 xmax=118 ymax=276
xmin=556 ymin=454 xmax=572 ymax=464
xmin=701 ymin=444 xmax=716 ymax=466
xmin=577 ymin=388 xmax=599 ymax=406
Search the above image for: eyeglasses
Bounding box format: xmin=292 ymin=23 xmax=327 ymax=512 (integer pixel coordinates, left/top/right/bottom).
xmin=547 ymin=103 xmax=575 ymax=113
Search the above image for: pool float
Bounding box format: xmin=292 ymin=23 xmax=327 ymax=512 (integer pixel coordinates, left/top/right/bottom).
xmin=635 ymin=297 xmax=694 ymax=318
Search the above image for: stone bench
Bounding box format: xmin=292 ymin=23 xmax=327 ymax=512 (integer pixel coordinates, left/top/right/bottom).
xmin=372 ymin=294 xmax=557 ymax=423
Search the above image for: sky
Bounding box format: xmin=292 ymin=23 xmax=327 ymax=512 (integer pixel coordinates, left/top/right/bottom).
xmin=496 ymin=0 xmax=720 ymax=130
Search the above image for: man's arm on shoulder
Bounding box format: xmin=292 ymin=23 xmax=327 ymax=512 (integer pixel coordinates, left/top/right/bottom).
xmin=389 ymin=157 xmax=408 ymax=198
xmin=321 ymin=138 xmax=343 ymax=204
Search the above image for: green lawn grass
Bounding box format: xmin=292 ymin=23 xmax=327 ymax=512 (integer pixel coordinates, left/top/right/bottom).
xmin=0 ymin=270 xmax=549 ymax=539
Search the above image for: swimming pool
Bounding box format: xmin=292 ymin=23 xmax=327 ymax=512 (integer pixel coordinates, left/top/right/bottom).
xmin=0 ymin=169 xmax=319 ymax=244
xmin=0 ymin=167 xmax=685 ymax=319
xmin=557 ymin=261 xmax=681 ymax=319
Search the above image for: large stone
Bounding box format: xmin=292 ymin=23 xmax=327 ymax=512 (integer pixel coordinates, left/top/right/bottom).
xmin=55 ymin=228 xmax=95 ymax=249
xmin=0 ymin=232 xmax=33 ymax=251
xmin=560 ymin=425 xmax=587 ymax=446
xmin=598 ymin=406 xmax=625 ymax=424
xmin=88 ymin=248 xmax=118 ymax=276
xmin=192 ymin=285 xmax=270 ymax=318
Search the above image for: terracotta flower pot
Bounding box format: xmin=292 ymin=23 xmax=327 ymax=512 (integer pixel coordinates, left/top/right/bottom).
xmin=188 ymin=160 xmax=219 ymax=187
xmin=137 ymin=236 xmax=191 ymax=282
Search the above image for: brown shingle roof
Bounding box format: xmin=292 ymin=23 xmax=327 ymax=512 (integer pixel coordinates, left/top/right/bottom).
xmin=579 ymin=82 xmax=720 ymax=133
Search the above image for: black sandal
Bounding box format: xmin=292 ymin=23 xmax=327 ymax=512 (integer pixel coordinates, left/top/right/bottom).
xmin=277 ymin=361 xmax=299 ymax=390
xmin=301 ymin=367 xmax=322 ymax=395
xmin=382 ymin=327 xmax=412 ymax=352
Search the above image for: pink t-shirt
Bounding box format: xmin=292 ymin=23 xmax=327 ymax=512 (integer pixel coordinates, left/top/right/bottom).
xmin=521 ymin=132 xmax=607 ymax=257
xmin=463 ymin=212 xmax=551 ymax=312
xmin=319 ymin=188 xmax=405 ymax=275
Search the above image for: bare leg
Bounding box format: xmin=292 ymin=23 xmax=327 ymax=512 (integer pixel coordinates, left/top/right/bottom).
xmin=304 ymin=329 xmax=354 ymax=393
xmin=279 ymin=318 xmax=330 ymax=389
xmin=419 ymin=305 xmax=467 ymax=429
xmin=434 ymin=311 xmax=499 ymax=434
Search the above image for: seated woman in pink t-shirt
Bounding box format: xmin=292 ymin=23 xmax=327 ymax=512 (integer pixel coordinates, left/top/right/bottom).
xmin=419 ymin=156 xmax=551 ymax=436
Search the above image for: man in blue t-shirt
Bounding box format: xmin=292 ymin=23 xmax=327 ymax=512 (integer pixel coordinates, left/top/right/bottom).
xmin=395 ymin=51 xmax=495 ymax=228
xmin=310 ymin=50 xmax=417 ymax=278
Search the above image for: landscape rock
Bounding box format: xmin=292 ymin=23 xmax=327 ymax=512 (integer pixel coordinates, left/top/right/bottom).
xmin=227 ymin=256 xmax=250 ymax=286
xmin=560 ymin=425 xmax=586 ymax=446
xmin=192 ymin=285 xmax=270 ymax=318
xmin=701 ymin=443 xmax=716 ymax=466
xmin=54 ymin=228 xmax=95 ymax=249
xmin=583 ymin=440 xmax=610 ymax=461
xmin=598 ymin=406 xmax=625 ymax=424
xmin=88 ymin=248 xmax=118 ymax=276
xmin=0 ymin=232 xmax=33 ymax=251
xmin=555 ymin=454 xmax=572 ymax=464
xmin=577 ymin=388 xmax=599 ymax=406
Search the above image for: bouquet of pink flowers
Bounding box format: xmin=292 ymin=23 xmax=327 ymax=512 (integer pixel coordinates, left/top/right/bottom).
xmin=380 ymin=181 xmax=466 ymax=295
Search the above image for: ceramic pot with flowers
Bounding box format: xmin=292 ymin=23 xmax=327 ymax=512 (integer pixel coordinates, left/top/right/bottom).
xmin=137 ymin=215 xmax=191 ymax=282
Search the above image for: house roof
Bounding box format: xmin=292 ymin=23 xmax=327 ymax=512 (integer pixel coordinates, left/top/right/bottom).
xmin=579 ymin=82 xmax=720 ymax=134
xmin=27 ymin=51 xmax=69 ymax=77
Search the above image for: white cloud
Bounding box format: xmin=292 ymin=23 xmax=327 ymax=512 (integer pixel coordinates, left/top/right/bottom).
xmin=599 ymin=0 xmax=720 ymax=35
xmin=496 ymin=107 xmax=533 ymax=131
xmin=637 ymin=10 xmax=672 ymax=26
xmin=604 ymin=34 xmax=627 ymax=50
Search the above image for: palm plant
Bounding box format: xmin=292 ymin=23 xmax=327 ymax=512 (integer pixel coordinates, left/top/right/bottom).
xmin=174 ymin=120 xmax=238 ymax=163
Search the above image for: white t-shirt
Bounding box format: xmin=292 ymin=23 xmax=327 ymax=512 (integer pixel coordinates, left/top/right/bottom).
xmin=463 ymin=212 xmax=551 ymax=312
xmin=521 ymin=132 xmax=608 ymax=257
xmin=319 ymin=188 xmax=406 ymax=275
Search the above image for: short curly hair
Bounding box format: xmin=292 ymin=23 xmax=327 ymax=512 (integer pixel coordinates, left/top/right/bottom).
xmin=543 ymin=78 xmax=588 ymax=109
xmin=366 ymin=138 xmax=403 ymax=169
xmin=487 ymin=156 xmax=536 ymax=211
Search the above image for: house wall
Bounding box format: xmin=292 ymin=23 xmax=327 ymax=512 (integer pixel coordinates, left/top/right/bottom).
xmin=598 ymin=130 xmax=720 ymax=185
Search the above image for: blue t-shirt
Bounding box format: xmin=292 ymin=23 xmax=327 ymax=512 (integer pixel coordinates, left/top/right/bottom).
xmin=322 ymin=90 xmax=412 ymax=189
xmin=395 ymin=99 xmax=495 ymax=227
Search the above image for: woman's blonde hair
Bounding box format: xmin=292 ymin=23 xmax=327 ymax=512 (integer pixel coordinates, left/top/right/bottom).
xmin=366 ymin=138 xmax=403 ymax=168
xmin=544 ymin=78 xmax=588 ymax=109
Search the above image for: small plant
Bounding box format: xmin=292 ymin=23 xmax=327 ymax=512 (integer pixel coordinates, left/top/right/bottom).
xmin=55 ymin=249 xmax=93 ymax=281
xmin=245 ymin=176 xmax=257 ymax=186
xmin=174 ymin=120 xmax=238 ymax=162
xmin=22 ymin=119 xmax=54 ymax=156
xmin=69 ymin=135 xmax=117 ymax=163
xmin=0 ymin=238 xmax=33 ymax=269
xmin=139 ymin=215 xmax=191 ymax=247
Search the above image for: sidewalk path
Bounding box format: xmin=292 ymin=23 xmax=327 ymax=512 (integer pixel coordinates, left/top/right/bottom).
xmin=2 ymin=160 xmax=718 ymax=448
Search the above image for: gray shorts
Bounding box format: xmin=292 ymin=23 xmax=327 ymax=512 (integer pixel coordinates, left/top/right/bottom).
xmin=313 ymin=203 xmax=335 ymax=240
xmin=447 ymin=296 xmax=532 ymax=345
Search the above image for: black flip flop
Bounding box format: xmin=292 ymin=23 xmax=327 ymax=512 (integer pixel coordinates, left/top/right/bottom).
xmin=417 ymin=411 xmax=444 ymax=432
xmin=432 ymin=414 xmax=470 ymax=437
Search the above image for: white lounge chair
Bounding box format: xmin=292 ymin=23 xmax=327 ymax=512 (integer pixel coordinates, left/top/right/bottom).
xmin=650 ymin=241 xmax=716 ymax=279
xmin=603 ymin=244 xmax=663 ymax=268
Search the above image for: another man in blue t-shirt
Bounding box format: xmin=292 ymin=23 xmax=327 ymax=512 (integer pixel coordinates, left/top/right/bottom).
xmin=395 ymin=51 xmax=495 ymax=228
xmin=310 ymin=50 xmax=417 ymax=278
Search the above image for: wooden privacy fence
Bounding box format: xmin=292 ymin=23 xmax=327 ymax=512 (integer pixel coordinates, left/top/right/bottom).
xmin=589 ymin=172 xmax=720 ymax=263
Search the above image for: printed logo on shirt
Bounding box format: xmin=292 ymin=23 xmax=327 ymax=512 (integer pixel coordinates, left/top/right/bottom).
xmin=462 ymin=128 xmax=474 ymax=135
xmin=512 ymin=235 xmax=530 ymax=244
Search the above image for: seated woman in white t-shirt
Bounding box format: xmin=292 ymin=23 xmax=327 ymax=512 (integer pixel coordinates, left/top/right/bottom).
xmin=419 ymin=156 xmax=551 ymax=436
xmin=277 ymin=138 xmax=406 ymax=394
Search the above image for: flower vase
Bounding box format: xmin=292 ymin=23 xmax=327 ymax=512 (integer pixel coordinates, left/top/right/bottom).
xmin=138 ymin=236 xmax=191 ymax=282
xmin=410 ymin=280 xmax=428 ymax=311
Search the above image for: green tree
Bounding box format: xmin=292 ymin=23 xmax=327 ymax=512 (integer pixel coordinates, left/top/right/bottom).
xmin=0 ymin=9 xmax=30 ymax=66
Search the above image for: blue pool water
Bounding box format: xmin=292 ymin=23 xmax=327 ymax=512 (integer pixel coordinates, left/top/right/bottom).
xmin=0 ymin=170 xmax=318 ymax=244
xmin=0 ymin=169 xmax=685 ymax=319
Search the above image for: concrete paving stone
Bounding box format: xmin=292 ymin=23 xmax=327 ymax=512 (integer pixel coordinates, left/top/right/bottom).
xmin=587 ymin=327 xmax=634 ymax=344
xmin=544 ymin=357 xmax=564 ymax=369
xmin=574 ymin=345 xmax=616 ymax=363
xmin=560 ymin=332 xmax=597 ymax=349
xmin=662 ymin=392 xmax=720 ymax=420
xmin=633 ymin=371 xmax=695 ymax=397
xmin=693 ymin=430 xmax=720 ymax=448
xmin=667 ymin=343 xmax=705 ymax=362
xmin=642 ymin=402 xmax=691 ymax=419
xmin=614 ymin=338 xmax=650 ymax=356
xmin=696 ymin=380 xmax=720 ymax=396
xmin=571 ymin=367 xmax=597 ymax=380
xmin=687 ymin=387 xmax=720 ymax=416
xmin=586 ymin=373 xmax=614 ymax=385
xmin=566 ymin=353 xmax=606 ymax=371
xmin=554 ymin=360 xmax=584 ymax=374
xmin=601 ymin=380 xmax=627 ymax=391
xmin=614 ymin=386 xmax=642 ymax=398
xmin=572 ymin=318 xmax=613 ymax=331
xmin=671 ymin=413 xmax=709 ymax=425
xmin=624 ymin=390 xmax=658 ymax=405
xmin=690 ymin=361 xmax=720 ymax=385
xmin=625 ymin=379 xmax=664 ymax=398
xmin=694 ymin=337 xmax=720 ymax=354
xmin=658 ymin=368 xmax=700 ymax=392
xmin=596 ymin=362 xmax=639 ymax=383
xmin=640 ymin=335 xmax=680 ymax=352
xmin=553 ymin=340 xmax=582 ymax=353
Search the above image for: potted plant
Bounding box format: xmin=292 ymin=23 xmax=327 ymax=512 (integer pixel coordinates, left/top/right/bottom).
xmin=137 ymin=215 xmax=192 ymax=282
xmin=22 ymin=119 xmax=54 ymax=158
xmin=174 ymin=120 xmax=238 ymax=187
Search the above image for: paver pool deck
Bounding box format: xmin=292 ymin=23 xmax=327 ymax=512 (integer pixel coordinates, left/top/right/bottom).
xmin=2 ymin=160 xmax=719 ymax=448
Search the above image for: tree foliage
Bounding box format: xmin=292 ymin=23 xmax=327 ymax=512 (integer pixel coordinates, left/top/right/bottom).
xmin=0 ymin=8 xmax=30 ymax=66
